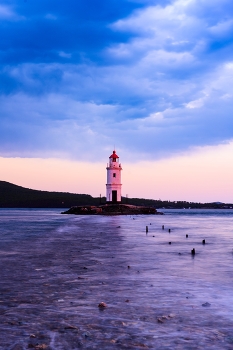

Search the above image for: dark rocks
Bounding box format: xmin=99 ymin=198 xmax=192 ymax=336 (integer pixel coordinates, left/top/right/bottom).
xmin=28 ymin=344 xmax=48 ymax=349
xmin=202 ymin=302 xmax=211 ymax=307
xmin=157 ymin=318 xmax=164 ymax=323
xmin=62 ymin=204 xmax=162 ymax=216
xmin=157 ymin=314 xmax=175 ymax=323
xmin=61 ymin=205 xmax=102 ymax=215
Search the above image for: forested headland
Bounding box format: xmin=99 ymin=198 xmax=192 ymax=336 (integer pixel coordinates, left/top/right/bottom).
xmin=0 ymin=181 xmax=232 ymax=209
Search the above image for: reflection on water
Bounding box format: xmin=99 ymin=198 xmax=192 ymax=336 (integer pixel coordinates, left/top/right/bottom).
xmin=0 ymin=209 xmax=233 ymax=349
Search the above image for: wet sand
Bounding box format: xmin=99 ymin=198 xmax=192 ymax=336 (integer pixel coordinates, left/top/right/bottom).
xmin=0 ymin=210 xmax=233 ymax=349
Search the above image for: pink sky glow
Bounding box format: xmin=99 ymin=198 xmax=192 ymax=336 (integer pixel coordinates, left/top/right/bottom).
xmin=1 ymin=142 xmax=233 ymax=203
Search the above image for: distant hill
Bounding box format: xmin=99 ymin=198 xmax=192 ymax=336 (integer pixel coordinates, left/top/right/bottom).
xmin=0 ymin=181 xmax=232 ymax=209
xmin=125 ymin=198 xmax=233 ymax=209
xmin=0 ymin=181 xmax=101 ymax=208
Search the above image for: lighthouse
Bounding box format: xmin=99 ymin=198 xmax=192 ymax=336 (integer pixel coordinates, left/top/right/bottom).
xmin=106 ymin=150 xmax=122 ymax=203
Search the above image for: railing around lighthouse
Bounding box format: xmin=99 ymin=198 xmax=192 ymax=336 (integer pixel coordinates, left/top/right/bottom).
xmin=106 ymin=163 xmax=122 ymax=168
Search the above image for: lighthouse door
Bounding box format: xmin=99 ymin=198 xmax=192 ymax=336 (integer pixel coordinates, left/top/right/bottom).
xmin=112 ymin=190 xmax=117 ymax=203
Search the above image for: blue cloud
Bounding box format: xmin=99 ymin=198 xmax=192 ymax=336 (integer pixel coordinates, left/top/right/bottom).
xmin=1 ymin=0 xmax=233 ymax=161
xmin=0 ymin=0 xmax=144 ymax=65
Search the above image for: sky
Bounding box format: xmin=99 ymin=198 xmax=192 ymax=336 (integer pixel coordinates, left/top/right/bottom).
xmin=1 ymin=0 xmax=233 ymax=202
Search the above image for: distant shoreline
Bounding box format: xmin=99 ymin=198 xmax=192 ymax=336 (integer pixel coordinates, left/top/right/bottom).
xmin=0 ymin=181 xmax=232 ymax=209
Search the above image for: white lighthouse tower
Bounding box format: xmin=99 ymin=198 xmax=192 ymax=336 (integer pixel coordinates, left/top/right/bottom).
xmin=106 ymin=150 xmax=122 ymax=203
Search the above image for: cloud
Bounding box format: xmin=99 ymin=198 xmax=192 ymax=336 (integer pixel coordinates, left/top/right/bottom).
xmin=45 ymin=13 xmax=57 ymax=21
xmin=1 ymin=60 xmax=233 ymax=161
xmin=0 ymin=5 xmax=13 ymax=18
xmin=58 ymin=51 xmax=71 ymax=59
xmin=1 ymin=0 xmax=233 ymax=161
xmin=0 ymin=0 xmax=142 ymax=65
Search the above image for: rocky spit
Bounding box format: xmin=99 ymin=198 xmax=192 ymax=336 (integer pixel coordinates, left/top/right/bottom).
xmin=62 ymin=204 xmax=163 ymax=216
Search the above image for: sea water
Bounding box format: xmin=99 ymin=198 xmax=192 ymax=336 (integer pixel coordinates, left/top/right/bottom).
xmin=0 ymin=208 xmax=233 ymax=349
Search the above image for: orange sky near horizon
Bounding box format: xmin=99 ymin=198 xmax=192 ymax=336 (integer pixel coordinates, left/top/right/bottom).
xmin=0 ymin=142 xmax=233 ymax=203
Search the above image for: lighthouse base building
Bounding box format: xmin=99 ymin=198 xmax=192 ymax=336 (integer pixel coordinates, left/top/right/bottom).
xmin=106 ymin=150 xmax=122 ymax=203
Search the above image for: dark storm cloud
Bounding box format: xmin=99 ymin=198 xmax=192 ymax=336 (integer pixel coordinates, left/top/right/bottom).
xmin=0 ymin=0 xmax=143 ymax=65
xmin=1 ymin=0 xmax=233 ymax=160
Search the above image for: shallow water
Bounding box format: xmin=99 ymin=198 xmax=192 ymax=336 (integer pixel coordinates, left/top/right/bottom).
xmin=0 ymin=209 xmax=233 ymax=349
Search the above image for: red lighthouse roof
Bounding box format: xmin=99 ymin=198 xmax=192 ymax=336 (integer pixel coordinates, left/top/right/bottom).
xmin=109 ymin=150 xmax=119 ymax=159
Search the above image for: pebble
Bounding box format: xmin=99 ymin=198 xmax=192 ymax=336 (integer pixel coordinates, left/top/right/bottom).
xmin=157 ymin=314 xmax=175 ymax=323
xmin=30 ymin=345 xmax=48 ymax=350
xmin=98 ymin=302 xmax=107 ymax=308
xmin=64 ymin=324 xmax=79 ymax=330
xmin=82 ymin=331 xmax=91 ymax=338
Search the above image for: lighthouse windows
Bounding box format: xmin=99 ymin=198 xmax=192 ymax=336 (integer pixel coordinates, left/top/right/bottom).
xmin=113 ymin=173 xmax=116 ymax=178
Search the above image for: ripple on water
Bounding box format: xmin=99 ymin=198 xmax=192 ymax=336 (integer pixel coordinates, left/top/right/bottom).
xmin=0 ymin=208 xmax=233 ymax=349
